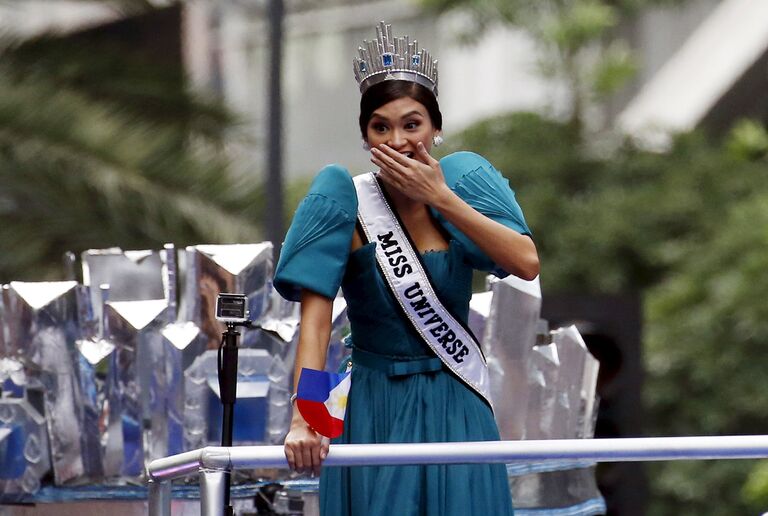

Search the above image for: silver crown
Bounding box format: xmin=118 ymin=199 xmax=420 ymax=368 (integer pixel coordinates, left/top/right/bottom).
xmin=353 ymin=21 xmax=439 ymax=97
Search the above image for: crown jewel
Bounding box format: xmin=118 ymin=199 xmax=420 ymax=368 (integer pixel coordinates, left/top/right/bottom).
xmin=353 ymin=21 xmax=439 ymax=96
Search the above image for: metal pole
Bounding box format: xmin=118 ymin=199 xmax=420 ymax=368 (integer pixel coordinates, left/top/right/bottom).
xmin=265 ymin=0 xmax=285 ymax=254
xmin=147 ymin=448 xmax=202 ymax=481
xmin=200 ymin=468 xmax=228 ymax=516
xmin=146 ymin=436 xmax=768 ymax=515
xmin=218 ymin=323 xmax=242 ymax=515
xmin=226 ymin=435 xmax=768 ymax=468
xmin=148 ymin=435 xmax=768 ymax=485
xmin=148 ymin=479 xmax=172 ymax=516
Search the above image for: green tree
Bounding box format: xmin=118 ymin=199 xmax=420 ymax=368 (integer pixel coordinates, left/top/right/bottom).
xmin=644 ymin=189 xmax=768 ymax=514
xmin=0 ymin=4 xmax=262 ymax=282
xmin=641 ymin=123 xmax=768 ymax=515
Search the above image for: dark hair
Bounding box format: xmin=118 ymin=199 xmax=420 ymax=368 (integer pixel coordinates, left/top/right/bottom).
xmin=359 ymin=80 xmax=443 ymax=139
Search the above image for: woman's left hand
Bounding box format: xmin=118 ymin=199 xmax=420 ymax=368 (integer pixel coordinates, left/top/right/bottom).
xmin=371 ymin=142 xmax=452 ymax=206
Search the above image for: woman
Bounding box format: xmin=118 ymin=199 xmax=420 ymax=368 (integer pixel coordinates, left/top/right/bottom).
xmin=274 ymin=21 xmax=539 ymax=516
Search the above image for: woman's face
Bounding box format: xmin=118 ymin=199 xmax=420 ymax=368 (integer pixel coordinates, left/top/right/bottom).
xmin=365 ymin=96 xmax=439 ymax=163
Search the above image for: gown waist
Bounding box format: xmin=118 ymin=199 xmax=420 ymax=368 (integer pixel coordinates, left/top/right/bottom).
xmin=351 ymin=346 xmax=444 ymax=378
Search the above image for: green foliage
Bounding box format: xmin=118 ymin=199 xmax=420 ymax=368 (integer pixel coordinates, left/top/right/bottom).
xmin=418 ymin=0 xmax=685 ymax=133
xmin=2 ymin=30 xmax=232 ymax=144
xmin=0 ymin=14 xmax=261 ymax=282
xmin=726 ymin=118 xmax=768 ymax=161
xmin=743 ymin=461 xmax=768 ymax=512
xmin=542 ymin=1 xmax=617 ymax=50
xmin=419 ymin=0 xmax=527 ymax=32
xmin=444 ymin=110 xmax=768 ymax=513
xmin=643 ymin=189 xmax=768 ymax=514
xmin=645 ymin=459 xmax=760 ymax=516
xmin=591 ymin=41 xmax=638 ymax=98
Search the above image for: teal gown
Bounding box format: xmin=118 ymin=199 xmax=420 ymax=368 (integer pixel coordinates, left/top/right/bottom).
xmin=274 ymin=152 xmax=531 ymax=516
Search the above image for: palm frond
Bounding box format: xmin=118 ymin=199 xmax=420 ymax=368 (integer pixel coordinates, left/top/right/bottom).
xmin=0 ymin=11 xmax=263 ymax=281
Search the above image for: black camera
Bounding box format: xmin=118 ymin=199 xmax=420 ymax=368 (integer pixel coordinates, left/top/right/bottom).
xmin=215 ymin=293 xmax=250 ymax=323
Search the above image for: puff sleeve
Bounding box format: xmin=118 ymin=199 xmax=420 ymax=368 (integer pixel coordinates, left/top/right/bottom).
xmin=432 ymin=152 xmax=532 ymax=277
xmin=273 ymin=164 xmax=357 ymax=301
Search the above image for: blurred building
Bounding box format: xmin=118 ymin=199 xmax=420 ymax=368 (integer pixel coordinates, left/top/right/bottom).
xmin=169 ymin=0 xmax=768 ymax=172
xmin=615 ymin=0 xmax=768 ymax=148
xmin=3 ymin=0 xmax=767 ymax=173
xmin=0 ymin=1 xmax=120 ymax=36
xmin=180 ymin=0 xmax=571 ymax=179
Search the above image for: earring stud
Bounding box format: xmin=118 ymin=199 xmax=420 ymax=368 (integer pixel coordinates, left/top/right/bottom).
xmin=432 ymin=135 xmax=443 ymax=147
xmin=362 ymin=140 xmax=370 ymax=151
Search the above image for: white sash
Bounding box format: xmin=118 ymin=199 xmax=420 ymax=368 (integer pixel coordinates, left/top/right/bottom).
xmin=353 ymin=172 xmax=493 ymax=408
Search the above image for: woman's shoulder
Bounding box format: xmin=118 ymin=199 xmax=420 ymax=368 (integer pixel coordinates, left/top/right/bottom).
xmin=306 ymin=164 xmax=358 ymax=211
xmin=439 ymin=151 xmax=498 ymax=186
xmin=274 ymin=164 xmax=358 ymax=302
xmin=435 ymin=150 xmax=531 ymax=234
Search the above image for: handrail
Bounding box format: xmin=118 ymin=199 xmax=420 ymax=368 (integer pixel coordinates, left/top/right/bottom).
xmin=147 ymin=435 xmax=768 ymax=482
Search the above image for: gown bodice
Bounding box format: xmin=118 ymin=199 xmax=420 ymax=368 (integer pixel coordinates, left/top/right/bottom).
xmin=341 ymin=240 xmax=473 ymax=358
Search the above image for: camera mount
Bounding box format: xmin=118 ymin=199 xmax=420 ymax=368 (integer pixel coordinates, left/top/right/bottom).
xmin=217 ymin=294 xmax=252 ymax=516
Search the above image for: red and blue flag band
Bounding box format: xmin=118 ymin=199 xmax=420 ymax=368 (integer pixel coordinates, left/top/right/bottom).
xmin=296 ymin=368 xmax=351 ymax=438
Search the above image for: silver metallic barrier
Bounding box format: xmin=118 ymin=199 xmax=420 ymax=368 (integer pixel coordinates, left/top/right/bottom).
xmin=146 ymin=435 xmax=768 ymax=516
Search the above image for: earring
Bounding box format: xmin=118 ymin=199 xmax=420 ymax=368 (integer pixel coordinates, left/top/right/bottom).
xmin=432 ymin=135 xmax=443 ymax=147
xmin=362 ymin=140 xmax=370 ymax=151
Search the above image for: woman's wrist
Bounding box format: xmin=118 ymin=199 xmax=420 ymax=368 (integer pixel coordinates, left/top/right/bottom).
xmin=288 ymin=394 xmax=303 ymax=424
xmin=430 ymin=184 xmax=458 ymax=212
xmin=290 ymin=408 xmax=309 ymax=427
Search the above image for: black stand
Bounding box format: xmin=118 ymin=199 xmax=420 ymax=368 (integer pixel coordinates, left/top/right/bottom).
xmin=218 ymin=320 xmax=251 ymax=516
